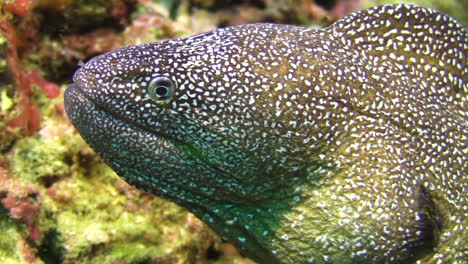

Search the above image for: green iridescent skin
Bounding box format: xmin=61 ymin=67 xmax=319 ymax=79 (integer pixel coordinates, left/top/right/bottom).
xmin=64 ymin=4 xmax=467 ymax=264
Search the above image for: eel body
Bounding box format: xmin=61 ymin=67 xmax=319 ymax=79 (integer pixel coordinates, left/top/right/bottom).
xmin=64 ymin=4 xmax=467 ymax=264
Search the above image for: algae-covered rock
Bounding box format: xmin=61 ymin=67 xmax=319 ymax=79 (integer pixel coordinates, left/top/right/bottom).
xmin=1 ymin=103 xmax=231 ymax=263
xmin=0 ymin=29 xmax=18 ymax=153
xmin=0 ymin=206 xmax=27 ymax=264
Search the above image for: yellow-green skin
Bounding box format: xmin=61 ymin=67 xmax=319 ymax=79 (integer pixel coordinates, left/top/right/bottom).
xmin=64 ymin=4 xmax=467 ymax=264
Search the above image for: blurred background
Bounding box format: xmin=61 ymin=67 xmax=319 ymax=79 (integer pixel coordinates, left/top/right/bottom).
xmin=0 ymin=0 xmax=466 ymax=263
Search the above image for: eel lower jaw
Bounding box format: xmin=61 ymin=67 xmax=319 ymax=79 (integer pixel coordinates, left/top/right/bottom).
xmin=65 ymin=81 xmax=182 ymax=144
xmin=64 ymin=82 xmax=250 ymax=203
xmin=65 ymin=83 xmax=203 ymax=199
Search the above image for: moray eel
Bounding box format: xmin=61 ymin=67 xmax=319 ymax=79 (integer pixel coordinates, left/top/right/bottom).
xmin=64 ymin=4 xmax=467 ymax=263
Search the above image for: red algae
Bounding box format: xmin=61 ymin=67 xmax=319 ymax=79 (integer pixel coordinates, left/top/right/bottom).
xmin=7 ymin=99 xmax=42 ymax=134
xmin=4 ymin=0 xmax=37 ymax=17
xmin=0 ymin=14 xmax=60 ymax=135
xmin=0 ymin=168 xmax=42 ymax=244
xmin=27 ymin=70 xmax=60 ymax=98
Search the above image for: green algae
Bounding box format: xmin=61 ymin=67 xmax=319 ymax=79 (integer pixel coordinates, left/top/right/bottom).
xmin=0 ymin=32 xmax=15 ymax=146
xmin=1 ymin=89 xmax=13 ymax=112
xmin=0 ymin=208 xmax=26 ymax=264
xmin=12 ymin=136 xmax=70 ymax=183
xmin=3 ymin=93 xmax=223 ymax=263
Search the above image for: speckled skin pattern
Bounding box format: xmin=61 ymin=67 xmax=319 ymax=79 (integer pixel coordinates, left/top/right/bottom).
xmin=64 ymin=4 xmax=467 ymax=264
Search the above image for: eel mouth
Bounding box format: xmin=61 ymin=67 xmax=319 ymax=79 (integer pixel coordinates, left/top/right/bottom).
xmin=64 ymin=81 xmax=236 ymax=183
xmin=64 ymin=81 xmax=181 ymax=145
xmin=64 ymin=81 xmax=250 ymax=204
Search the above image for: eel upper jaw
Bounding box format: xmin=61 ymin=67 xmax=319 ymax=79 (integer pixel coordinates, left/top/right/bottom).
xmin=65 ymin=81 xmax=238 ymax=191
xmin=66 ymin=79 xmax=183 ymax=144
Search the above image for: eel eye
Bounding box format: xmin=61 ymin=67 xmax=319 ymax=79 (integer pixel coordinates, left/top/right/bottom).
xmin=148 ymin=76 xmax=176 ymax=102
